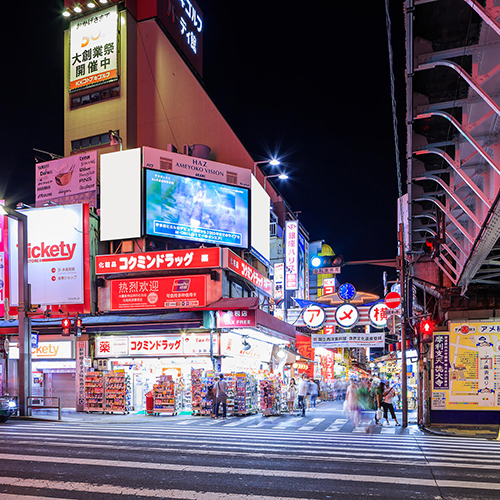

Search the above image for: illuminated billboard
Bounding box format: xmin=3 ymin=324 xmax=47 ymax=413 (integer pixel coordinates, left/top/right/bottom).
xmin=145 ymin=170 xmax=249 ymax=248
xmin=69 ymin=5 xmax=118 ymax=92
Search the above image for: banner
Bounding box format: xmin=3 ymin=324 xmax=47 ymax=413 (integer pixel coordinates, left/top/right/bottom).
xmin=217 ymin=309 xmax=256 ymax=328
xmin=285 ymin=220 xmax=299 ymax=290
xmin=225 ymin=249 xmax=272 ymax=295
xmin=109 ymin=275 xmax=207 ymax=311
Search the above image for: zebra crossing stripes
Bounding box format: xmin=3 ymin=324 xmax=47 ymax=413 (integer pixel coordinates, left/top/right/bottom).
xmin=296 ymin=418 xmax=324 ymax=431
xmin=324 ymin=418 xmax=348 ymax=431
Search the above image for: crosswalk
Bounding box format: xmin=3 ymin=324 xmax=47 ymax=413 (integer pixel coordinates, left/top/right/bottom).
xmin=0 ymin=419 xmax=500 ymax=500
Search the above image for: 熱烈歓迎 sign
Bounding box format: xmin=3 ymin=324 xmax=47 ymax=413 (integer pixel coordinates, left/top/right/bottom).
xmin=109 ymin=275 xmax=207 ymax=311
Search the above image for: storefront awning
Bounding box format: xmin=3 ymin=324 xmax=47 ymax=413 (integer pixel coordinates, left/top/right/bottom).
xmin=255 ymin=309 xmax=296 ymax=342
xmin=204 ymin=297 xmax=259 ymax=310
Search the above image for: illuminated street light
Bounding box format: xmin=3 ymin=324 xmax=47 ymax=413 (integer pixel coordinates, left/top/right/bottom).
xmin=0 ymin=206 xmax=31 ymax=416
xmin=263 ymin=173 xmax=288 ymax=190
xmin=253 ymin=158 xmax=280 ymax=176
xmin=73 ymin=4 xmax=83 ymax=13
xmin=62 ymin=8 xmax=71 ymax=17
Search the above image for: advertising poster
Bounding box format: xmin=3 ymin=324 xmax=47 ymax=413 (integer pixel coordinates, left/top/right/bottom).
xmin=109 ymin=275 xmax=207 ymax=311
xmin=285 ymin=220 xmax=299 ymax=290
xmin=69 ymin=5 xmax=118 ymax=92
xmin=35 ymin=151 xmax=98 ymax=208
xmin=431 ymin=322 xmax=500 ymax=410
xmin=297 ymin=232 xmax=306 ymax=299
xmin=145 ymin=170 xmax=249 ymax=248
xmin=0 ymin=210 xmax=5 ymax=317
xmin=226 ymin=249 xmax=272 ymax=295
xmin=9 ymin=205 xmax=84 ymax=306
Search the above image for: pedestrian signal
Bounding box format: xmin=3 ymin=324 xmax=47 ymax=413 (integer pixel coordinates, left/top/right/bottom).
xmin=419 ymin=319 xmax=434 ymax=343
xmin=62 ymin=317 xmax=71 ymax=336
xmin=75 ymin=317 xmax=83 ymax=337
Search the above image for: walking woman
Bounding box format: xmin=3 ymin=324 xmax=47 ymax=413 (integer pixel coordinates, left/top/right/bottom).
xmin=382 ymin=383 xmax=400 ymax=426
xmin=287 ymin=378 xmax=297 ymax=415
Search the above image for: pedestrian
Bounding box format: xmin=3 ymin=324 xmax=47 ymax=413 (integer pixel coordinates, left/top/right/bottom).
xmin=344 ymin=378 xmax=360 ymax=427
xmin=287 ymin=378 xmax=297 ymax=415
xmin=309 ymin=379 xmax=319 ymax=409
xmin=382 ymin=383 xmax=400 ymax=426
xmin=214 ymin=373 xmax=228 ymax=419
xmin=208 ymin=376 xmax=218 ymax=418
xmin=297 ymin=373 xmax=309 ymax=417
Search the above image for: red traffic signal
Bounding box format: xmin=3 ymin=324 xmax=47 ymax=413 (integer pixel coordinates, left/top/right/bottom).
xmin=75 ymin=317 xmax=83 ymax=337
xmin=62 ymin=317 xmax=71 ymax=336
xmin=420 ymin=319 xmax=434 ymax=343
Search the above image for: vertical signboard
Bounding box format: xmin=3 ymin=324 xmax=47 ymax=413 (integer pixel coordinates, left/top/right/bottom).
xmin=69 ymin=5 xmax=119 ymax=92
xmin=285 ymin=221 xmax=299 ymax=290
xmin=297 ymin=232 xmax=306 ymax=299
xmin=76 ymin=340 xmax=88 ymax=412
xmin=0 ymin=209 xmax=5 ymax=317
xmin=273 ymin=263 xmax=284 ymax=301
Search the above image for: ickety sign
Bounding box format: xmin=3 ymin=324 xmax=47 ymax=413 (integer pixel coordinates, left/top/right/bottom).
xmin=9 ymin=205 xmax=84 ymax=306
xmin=97 ymin=247 xmax=220 ymax=274
xmin=110 ymin=275 xmax=207 ymax=311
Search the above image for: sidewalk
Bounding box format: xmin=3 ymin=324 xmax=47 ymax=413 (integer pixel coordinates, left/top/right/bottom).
xmin=422 ymin=423 xmax=500 ymax=440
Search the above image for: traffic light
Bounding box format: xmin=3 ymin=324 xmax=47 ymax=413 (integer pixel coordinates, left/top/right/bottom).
xmin=62 ymin=317 xmax=71 ymax=336
xmin=310 ymin=254 xmax=344 ymax=268
xmin=424 ymin=237 xmax=442 ymax=258
xmin=419 ymin=319 xmax=434 ymax=343
xmin=75 ymin=317 xmax=82 ymax=337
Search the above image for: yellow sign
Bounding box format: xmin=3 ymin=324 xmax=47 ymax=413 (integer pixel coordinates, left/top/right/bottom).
xmin=431 ymin=322 xmax=500 ymax=410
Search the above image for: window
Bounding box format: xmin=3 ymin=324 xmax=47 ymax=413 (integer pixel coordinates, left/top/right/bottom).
xmin=71 ymin=131 xmax=118 ymax=152
xmin=70 ymin=86 xmax=120 ymax=109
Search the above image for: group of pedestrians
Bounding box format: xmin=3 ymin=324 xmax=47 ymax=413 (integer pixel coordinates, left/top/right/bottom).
xmin=287 ymin=374 xmax=320 ymax=416
xmin=342 ymin=377 xmax=400 ymax=428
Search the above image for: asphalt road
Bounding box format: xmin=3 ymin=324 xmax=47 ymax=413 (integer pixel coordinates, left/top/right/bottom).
xmin=0 ymin=407 xmax=499 ymax=499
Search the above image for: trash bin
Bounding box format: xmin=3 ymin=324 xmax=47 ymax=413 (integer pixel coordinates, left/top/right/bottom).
xmin=145 ymin=391 xmax=154 ymax=415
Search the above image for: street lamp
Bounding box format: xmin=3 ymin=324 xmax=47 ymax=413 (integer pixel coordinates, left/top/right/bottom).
xmin=0 ymin=206 xmax=31 ymax=416
xmin=253 ymin=158 xmax=280 ymax=176
xmin=263 ymin=173 xmax=288 ymax=190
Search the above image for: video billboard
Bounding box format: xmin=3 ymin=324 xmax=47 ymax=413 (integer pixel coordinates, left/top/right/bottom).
xmin=145 ymin=170 xmax=249 ymax=249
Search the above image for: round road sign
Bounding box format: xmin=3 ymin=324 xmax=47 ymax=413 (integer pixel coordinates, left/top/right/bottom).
xmin=385 ymin=291 xmax=401 ymax=309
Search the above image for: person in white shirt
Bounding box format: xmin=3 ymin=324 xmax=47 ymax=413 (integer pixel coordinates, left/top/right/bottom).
xmin=297 ymin=374 xmax=309 ymax=417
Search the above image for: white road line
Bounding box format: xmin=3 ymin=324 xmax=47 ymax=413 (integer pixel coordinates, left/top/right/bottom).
xmin=1 ymin=455 xmax=500 ymax=491
xmin=222 ymin=419 xmax=247 ymax=427
xmin=297 ymin=418 xmax=324 ymax=431
xmin=0 ymin=495 xmax=76 ymax=500
xmin=275 ymin=418 xmax=300 ymax=428
xmin=324 ymin=418 xmax=348 ymax=431
xmin=0 ymin=477 xmax=317 ymax=500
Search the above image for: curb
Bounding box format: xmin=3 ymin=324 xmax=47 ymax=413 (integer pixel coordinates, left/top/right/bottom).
xmin=421 ymin=425 xmax=499 ymax=440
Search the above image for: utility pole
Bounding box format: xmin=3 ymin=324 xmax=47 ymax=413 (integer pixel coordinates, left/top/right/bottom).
xmin=398 ymin=223 xmax=408 ymax=427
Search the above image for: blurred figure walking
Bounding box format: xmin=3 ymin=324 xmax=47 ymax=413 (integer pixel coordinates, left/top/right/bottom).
xmin=344 ymin=379 xmax=360 ymax=428
xmin=287 ymin=378 xmax=297 ymax=415
xmin=297 ymin=374 xmax=309 ymax=417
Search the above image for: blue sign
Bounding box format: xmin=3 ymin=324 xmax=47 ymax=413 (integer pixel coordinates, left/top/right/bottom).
xmin=30 ymin=333 xmax=39 ymax=349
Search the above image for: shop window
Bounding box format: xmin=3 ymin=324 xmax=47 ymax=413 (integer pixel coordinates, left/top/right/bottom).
xmin=70 ymin=86 xmax=120 ymax=109
xmin=81 ymin=137 xmax=91 ymax=149
xmin=110 ymin=86 xmax=119 ymax=97
xmin=71 ymin=139 xmax=81 ymax=151
xmin=71 ymin=96 xmax=81 ymax=108
xmin=90 ymin=92 xmax=100 ymax=103
xmin=100 ymin=133 xmax=110 ymax=145
xmin=91 ymin=135 xmax=100 ymax=147
xmin=81 ymin=95 xmax=90 ymax=105
xmin=101 ymin=89 xmax=111 ymax=100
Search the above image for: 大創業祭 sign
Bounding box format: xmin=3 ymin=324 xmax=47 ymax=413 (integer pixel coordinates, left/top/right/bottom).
xmin=431 ymin=322 xmax=500 ymax=410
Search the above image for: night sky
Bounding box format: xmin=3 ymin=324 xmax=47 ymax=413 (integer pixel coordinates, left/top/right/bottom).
xmin=0 ymin=1 xmax=406 ymax=296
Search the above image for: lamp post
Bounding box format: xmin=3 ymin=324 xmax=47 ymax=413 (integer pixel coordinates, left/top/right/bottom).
xmin=263 ymin=173 xmax=288 ymax=191
xmin=253 ymin=158 xmax=280 ymax=177
xmin=0 ymin=206 xmax=31 ymax=416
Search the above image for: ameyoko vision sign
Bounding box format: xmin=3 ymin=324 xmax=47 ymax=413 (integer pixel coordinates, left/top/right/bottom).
xmin=9 ymin=205 xmax=84 ymax=306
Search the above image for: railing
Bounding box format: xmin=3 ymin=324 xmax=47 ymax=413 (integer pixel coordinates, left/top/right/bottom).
xmin=27 ymin=396 xmax=62 ymax=421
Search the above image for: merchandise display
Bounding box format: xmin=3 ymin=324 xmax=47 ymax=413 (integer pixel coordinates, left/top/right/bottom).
xmin=260 ymin=376 xmax=283 ymax=416
xmin=200 ymin=371 xmax=215 ymax=416
xmin=84 ymin=370 xmax=104 ymax=412
xmin=104 ymin=371 xmax=131 ymax=414
xmin=152 ymin=374 xmax=181 ymax=415
xmin=233 ymin=373 xmax=258 ymax=415
xmin=191 ymin=368 xmax=203 ymax=415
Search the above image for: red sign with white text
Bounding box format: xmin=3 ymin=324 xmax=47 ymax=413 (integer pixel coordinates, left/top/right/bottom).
xmin=226 ymin=249 xmax=272 ymax=295
xmin=217 ymin=309 xmax=256 ymax=328
xmin=110 ymin=275 xmax=207 ymax=311
xmin=97 ymin=247 xmax=221 ymax=275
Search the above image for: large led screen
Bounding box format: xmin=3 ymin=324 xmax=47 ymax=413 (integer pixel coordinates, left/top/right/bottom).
xmin=145 ymin=170 xmax=249 ymax=248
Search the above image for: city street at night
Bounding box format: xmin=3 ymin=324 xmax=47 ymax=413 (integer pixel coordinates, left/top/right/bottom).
xmin=1 ymin=407 xmax=500 ymax=500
